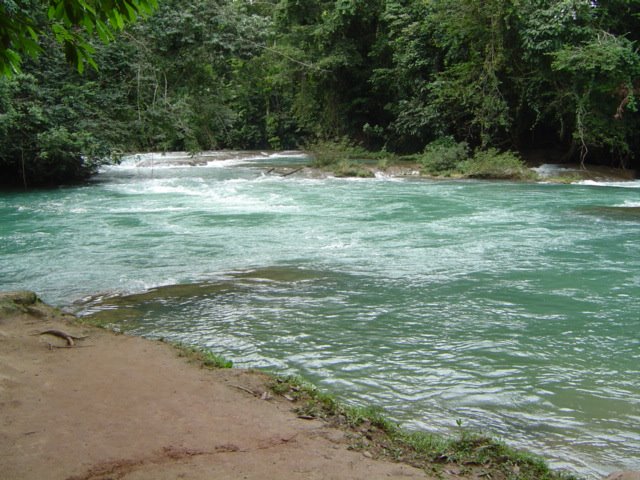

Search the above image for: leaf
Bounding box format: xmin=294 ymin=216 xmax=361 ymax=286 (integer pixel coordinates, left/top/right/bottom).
xmin=26 ymin=26 xmax=39 ymax=41
xmin=76 ymin=0 xmax=96 ymax=15
xmin=115 ymin=11 xmax=124 ymax=29
xmin=95 ymin=20 xmax=113 ymax=43
xmin=108 ymin=11 xmax=124 ymax=30
xmin=5 ymin=50 xmax=22 ymax=74
xmin=82 ymin=15 xmax=95 ymax=34
xmin=86 ymin=55 xmax=98 ymax=72
xmin=124 ymin=2 xmax=137 ymax=21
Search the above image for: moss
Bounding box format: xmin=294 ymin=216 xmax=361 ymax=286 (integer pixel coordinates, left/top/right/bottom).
xmin=0 ymin=291 xmax=37 ymax=317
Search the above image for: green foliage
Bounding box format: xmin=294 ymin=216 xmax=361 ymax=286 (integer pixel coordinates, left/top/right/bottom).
xmin=175 ymin=343 xmax=233 ymax=369
xmin=419 ymin=137 xmax=469 ymax=175
xmin=550 ymin=31 xmax=640 ymax=164
xmin=332 ymin=160 xmax=375 ymax=178
xmin=418 ymin=142 xmax=536 ymax=180
xmin=0 ymin=0 xmax=158 ymax=75
xmin=3 ymin=0 xmax=640 ymax=187
xmin=425 ymin=0 xmax=515 ymax=147
xmin=308 ymin=138 xmax=387 ymax=176
xmin=552 ymin=32 xmax=640 ymax=77
xmin=460 ymin=148 xmax=534 ymax=180
xmin=308 ymin=138 xmax=370 ymax=167
xmin=0 ymin=66 xmax=111 ymax=186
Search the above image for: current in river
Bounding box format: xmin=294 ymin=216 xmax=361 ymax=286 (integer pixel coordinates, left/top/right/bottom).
xmin=1 ymin=152 xmax=639 ymax=477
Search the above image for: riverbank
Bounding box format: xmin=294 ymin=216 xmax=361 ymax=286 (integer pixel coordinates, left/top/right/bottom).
xmin=255 ymin=149 xmax=637 ymax=183
xmin=1 ymin=292 xmax=430 ymax=479
xmin=0 ymin=291 xmax=587 ymax=480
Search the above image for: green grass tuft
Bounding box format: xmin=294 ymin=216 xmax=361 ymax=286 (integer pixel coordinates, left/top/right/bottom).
xmin=174 ymin=343 xmax=233 ymax=369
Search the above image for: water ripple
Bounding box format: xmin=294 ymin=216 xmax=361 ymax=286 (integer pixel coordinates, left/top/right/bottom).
xmin=3 ymin=166 xmax=640 ymax=478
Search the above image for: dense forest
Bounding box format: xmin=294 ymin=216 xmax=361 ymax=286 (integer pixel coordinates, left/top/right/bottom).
xmin=1 ymin=0 xmax=639 ymax=186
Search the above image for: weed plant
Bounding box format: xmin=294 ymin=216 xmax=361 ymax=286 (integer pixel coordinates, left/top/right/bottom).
xmin=174 ymin=343 xmax=233 ymax=369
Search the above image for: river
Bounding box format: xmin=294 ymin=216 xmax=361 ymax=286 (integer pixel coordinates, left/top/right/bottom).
xmin=1 ymin=152 xmax=639 ymax=477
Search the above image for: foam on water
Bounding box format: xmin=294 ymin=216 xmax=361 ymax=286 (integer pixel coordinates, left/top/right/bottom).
xmin=531 ymin=163 xmax=579 ymax=177
xmin=617 ymin=200 xmax=640 ymax=207
xmin=108 ymin=150 xmax=309 ymax=171
xmin=576 ymin=179 xmax=640 ymax=188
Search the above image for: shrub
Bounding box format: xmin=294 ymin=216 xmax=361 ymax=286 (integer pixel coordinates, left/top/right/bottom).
xmin=419 ymin=137 xmax=469 ymax=175
xmin=307 ymin=137 xmax=370 ymax=167
xmin=333 ymin=159 xmax=374 ymax=177
xmin=460 ymin=148 xmax=534 ymax=180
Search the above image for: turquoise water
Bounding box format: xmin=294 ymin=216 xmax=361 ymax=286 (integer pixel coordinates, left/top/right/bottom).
xmin=1 ymin=153 xmax=639 ymax=477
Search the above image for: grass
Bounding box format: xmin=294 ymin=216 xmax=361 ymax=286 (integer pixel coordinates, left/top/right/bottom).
xmin=267 ymin=375 xmax=578 ymax=480
xmin=172 ymin=342 xmax=234 ymax=369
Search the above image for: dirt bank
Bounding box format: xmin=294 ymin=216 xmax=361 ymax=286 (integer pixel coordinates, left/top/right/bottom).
xmin=0 ymin=292 xmax=432 ymax=480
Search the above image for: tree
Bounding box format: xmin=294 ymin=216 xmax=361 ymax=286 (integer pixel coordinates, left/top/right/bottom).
xmin=551 ymin=32 xmax=640 ymax=166
xmin=0 ymin=0 xmax=158 ymax=76
xmin=0 ymin=61 xmax=111 ymax=186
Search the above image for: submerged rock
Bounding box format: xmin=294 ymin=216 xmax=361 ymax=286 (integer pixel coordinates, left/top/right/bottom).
xmin=605 ymin=472 xmax=640 ymax=480
xmin=578 ymin=206 xmax=640 ymax=222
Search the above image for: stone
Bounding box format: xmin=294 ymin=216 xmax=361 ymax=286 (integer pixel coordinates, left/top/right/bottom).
xmin=0 ymin=291 xmax=39 ymax=319
xmin=605 ymin=472 xmax=640 ymax=480
xmin=0 ymin=291 xmax=39 ymax=305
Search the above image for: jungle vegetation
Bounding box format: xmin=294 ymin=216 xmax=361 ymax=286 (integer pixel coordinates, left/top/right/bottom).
xmin=1 ymin=0 xmax=639 ymax=186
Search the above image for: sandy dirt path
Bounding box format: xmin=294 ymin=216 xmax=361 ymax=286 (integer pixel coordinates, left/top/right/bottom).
xmin=0 ymin=293 xmax=428 ymax=480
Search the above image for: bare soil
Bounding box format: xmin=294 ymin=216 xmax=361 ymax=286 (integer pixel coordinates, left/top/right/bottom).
xmin=0 ymin=294 xmax=429 ymax=480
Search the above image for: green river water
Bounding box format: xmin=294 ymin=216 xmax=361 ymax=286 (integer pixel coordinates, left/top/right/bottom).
xmin=1 ymin=152 xmax=638 ymax=477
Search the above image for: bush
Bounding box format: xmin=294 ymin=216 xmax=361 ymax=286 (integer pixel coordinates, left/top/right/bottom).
xmin=333 ymin=159 xmax=374 ymax=178
xmin=460 ymin=148 xmax=533 ymax=180
xmin=307 ymin=137 xmax=370 ymax=167
xmin=419 ymin=137 xmax=469 ymax=175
